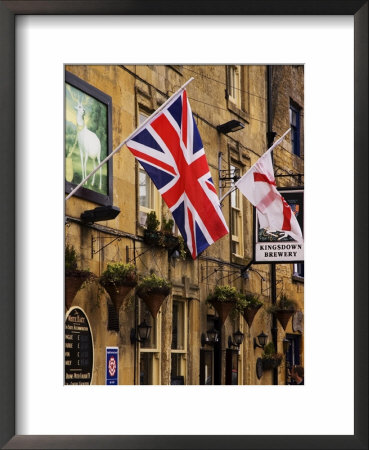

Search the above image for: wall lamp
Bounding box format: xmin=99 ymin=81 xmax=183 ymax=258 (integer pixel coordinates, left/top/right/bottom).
xmin=228 ymin=330 xmax=244 ymax=349
xmin=254 ymin=331 xmax=268 ymax=350
xmin=81 ymin=205 xmax=120 ymax=223
xmin=130 ymin=320 xmax=152 ymax=344
xmin=201 ymin=328 xmax=219 ymax=346
xmin=216 ymin=120 xmax=244 ymax=134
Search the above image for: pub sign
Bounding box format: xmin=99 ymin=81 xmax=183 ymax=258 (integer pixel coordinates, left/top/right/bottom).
xmin=65 ymin=307 xmax=93 ymax=385
xmin=254 ymin=188 xmax=304 ymax=263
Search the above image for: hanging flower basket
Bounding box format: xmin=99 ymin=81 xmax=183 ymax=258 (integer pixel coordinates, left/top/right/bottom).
xmin=261 ymin=342 xmax=283 ymax=370
xmin=209 ymin=299 xmax=235 ymax=326
xmin=164 ymin=234 xmax=180 ymax=252
xmin=262 ymin=356 xmax=282 ymax=370
xmin=206 ymin=285 xmax=239 ymax=326
xmin=267 ymin=293 xmax=297 ymax=331
xmin=102 ymin=280 xmax=136 ymax=314
xmin=143 ymin=229 xmax=164 ymax=247
xmin=275 ymin=310 xmax=295 ymax=330
xmin=65 ymin=271 xmax=91 ymax=310
xmin=143 ymin=229 xmax=179 ymax=252
xmin=136 ymin=274 xmax=171 ymax=318
xmin=242 ymin=303 xmax=263 ymax=328
xmin=100 ymin=262 xmax=137 ymax=314
xmin=65 ymin=243 xmax=91 ymax=310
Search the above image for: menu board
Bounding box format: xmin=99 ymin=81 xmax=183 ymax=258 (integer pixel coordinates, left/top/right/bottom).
xmin=65 ymin=307 xmax=93 ymax=385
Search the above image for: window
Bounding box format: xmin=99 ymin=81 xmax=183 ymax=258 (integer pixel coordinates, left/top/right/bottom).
xmin=170 ymin=299 xmax=187 ymax=384
xmin=293 ymin=263 xmax=304 ymax=278
xmin=106 ymin=302 xmax=119 ymax=332
xmin=228 ymin=65 xmax=241 ymax=108
xmin=230 ymin=164 xmax=243 ymax=256
xmin=138 ymin=112 xmax=161 ymax=226
xmin=285 ymin=334 xmax=301 ymax=368
xmin=290 ymin=103 xmax=301 ymax=156
xmin=139 ymin=166 xmax=156 ymax=210
xmin=139 ymin=299 xmax=160 ymax=385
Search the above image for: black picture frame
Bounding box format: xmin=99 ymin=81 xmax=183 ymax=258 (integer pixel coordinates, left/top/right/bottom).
xmin=65 ymin=71 xmax=113 ymax=206
xmin=0 ymin=1 xmax=367 ymax=449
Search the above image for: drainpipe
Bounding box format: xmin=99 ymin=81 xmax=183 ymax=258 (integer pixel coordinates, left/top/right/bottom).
xmin=271 ymin=263 xmax=278 ymax=385
xmin=267 ymin=65 xmax=278 ymax=385
xmin=218 ymin=151 xmax=223 ymax=201
xmin=267 ymin=66 xmax=276 ymax=149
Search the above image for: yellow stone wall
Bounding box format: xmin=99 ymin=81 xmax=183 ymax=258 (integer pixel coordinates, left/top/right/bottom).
xmin=65 ymin=65 xmax=304 ymax=385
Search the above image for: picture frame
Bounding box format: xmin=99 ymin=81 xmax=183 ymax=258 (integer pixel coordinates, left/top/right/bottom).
xmin=0 ymin=1 xmax=367 ymax=449
xmin=65 ymin=71 xmax=113 ymax=206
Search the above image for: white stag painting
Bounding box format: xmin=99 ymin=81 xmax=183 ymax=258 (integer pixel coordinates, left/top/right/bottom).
xmin=65 ymin=83 xmax=108 ymax=195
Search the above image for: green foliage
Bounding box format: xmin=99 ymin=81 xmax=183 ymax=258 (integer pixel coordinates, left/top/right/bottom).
xmin=245 ymin=293 xmax=263 ymax=307
xmin=65 ymin=244 xmax=78 ymax=272
xmin=266 ymin=292 xmax=297 ymax=313
xmin=267 ymin=292 xmax=297 ymax=313
xmin=207 ymin=285 xmax=239 ymax=303
xmin=65 ymin=244 xmax=91 ymax=280
xmin=161 ymin=217 xmax=174 ymax=235
xmin=263 ymin=342 xmax=276 ymax=356
xmin=235 ymin=292 xmax=263 ymax=312
xmin=145 ymin=211 xmax=160 ymax=232
xmin=234 ymin=294 xmax=247 ymax=311
xmin=177 ymin=236 xmax=188 ymax=259
xmin=101 ymin=262 xmax=137 ymax=285
xmin=278 ymin=292 xmax=297 ymax=310
xmin=262 ymin=342 xmax=283 ymax=364
xmin=138 ymin=273 xmax=171 ymax=291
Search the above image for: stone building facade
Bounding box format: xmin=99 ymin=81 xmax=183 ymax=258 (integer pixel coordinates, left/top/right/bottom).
xmin=65 ymin=64 xmax=304 ymax=385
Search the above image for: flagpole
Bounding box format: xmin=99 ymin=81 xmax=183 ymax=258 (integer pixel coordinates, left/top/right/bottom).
xmin=219 ymin=128 xmax=291 ymax=204
xmin=65 ymin=77 xmax=195 ymax=201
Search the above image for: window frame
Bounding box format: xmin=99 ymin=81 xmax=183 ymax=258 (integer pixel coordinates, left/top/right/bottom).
xmin=138 ymin=298 xmax=161 ymax=385
xmin=228 ymin=65 xmax=242 ymax=108
xmin=137 ymin=110 xmax=161 ymax=227
xmin=170 ymin=298 xmax=188 ymax=384
xmin=290 ymin=101 xmax=301 ymax=157
xmin=293 ymin=262 xmax=304 ymax=279
xmin=230 ymin=163 xmax=244 ymax=257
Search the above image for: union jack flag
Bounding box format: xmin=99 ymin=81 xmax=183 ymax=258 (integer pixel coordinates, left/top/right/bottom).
xmin=126 ymin=89 xmax=229 ymax=258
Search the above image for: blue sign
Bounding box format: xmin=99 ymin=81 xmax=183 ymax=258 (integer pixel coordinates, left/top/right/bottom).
xmin=106 ymin=347 xmax=118 ymax=385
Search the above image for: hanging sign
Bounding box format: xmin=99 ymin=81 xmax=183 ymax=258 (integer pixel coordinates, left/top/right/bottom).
xmin=106 ymin=347 xmax=119 ymax=385
xmin=254 ymin=188 xmax=304 ymax=263
xmin=65 ymin=307 xmax=93 ymax=385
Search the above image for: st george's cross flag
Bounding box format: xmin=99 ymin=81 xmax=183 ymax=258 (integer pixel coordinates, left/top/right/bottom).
xmin=235 ymin=148 xmax=303 ymax=242
xmin=126 ymin=89 xmax=229 ymax=258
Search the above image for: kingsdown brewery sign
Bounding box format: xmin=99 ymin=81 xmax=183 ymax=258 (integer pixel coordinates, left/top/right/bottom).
xmin=254 ymin=189 xmax=304 ymax=263
xmin=65 ymin=307 xmax=93 ymax=385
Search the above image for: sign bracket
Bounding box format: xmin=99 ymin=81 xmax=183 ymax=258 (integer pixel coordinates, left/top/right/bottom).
xmin=91 ymin=235 xmax=121 ymax=258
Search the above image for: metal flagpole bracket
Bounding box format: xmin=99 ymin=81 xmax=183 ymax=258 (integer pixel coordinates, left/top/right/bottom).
xmin=218 ymin=167 xmax=240 ymax=189
xmin=219 ymin=128 xmax=291 ymax=205
xmin=275 ymin=170 xmax=304 ymax=186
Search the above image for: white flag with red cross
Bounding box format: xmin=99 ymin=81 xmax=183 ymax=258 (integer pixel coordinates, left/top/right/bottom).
xmin=235 ymin=146 xmax=303 ymax=242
